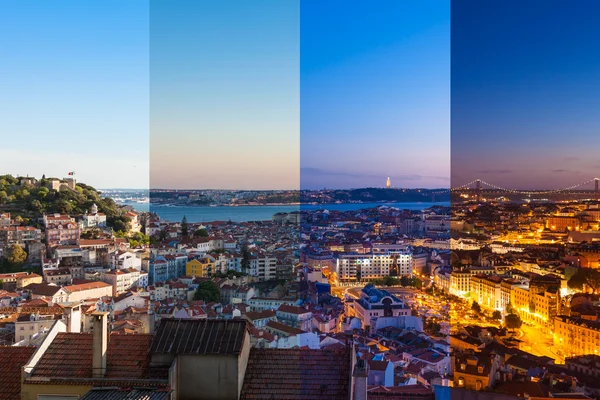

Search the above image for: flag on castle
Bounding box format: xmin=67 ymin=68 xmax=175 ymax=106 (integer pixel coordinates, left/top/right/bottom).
xmin=68 ymin=171 xmax=75 ymax=176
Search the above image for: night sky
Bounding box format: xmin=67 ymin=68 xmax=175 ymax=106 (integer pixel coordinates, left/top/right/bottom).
xmin=452 ymin=0 xmax=600 ymax=190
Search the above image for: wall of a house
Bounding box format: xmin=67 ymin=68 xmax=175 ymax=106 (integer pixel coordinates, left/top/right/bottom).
xmin=21 ymin=383 xmax=91 ymax=400
xmin=177 ymin=354 xmax=239 ymax=400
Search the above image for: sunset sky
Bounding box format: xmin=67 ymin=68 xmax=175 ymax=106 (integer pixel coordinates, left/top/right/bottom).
xmin=149 ymin=0 xmax=299 ymax=190
xmin=3 ymin=1 xmax=595 ymax=191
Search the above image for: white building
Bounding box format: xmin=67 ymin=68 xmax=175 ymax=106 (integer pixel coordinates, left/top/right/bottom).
xmin=335 ymin=251 xmax=413 ymax=283
xmin=103 ymin=268 xmax=142 ymax=296
xmin=347 ymin=284 xmax=410 ymax=329
xmin=111 ymin=250 xmax=142 ymax=271
xmin=64 ymin=281 xmax=112 ymax=302
xmin=80 ymin=203 xmax=107 ymax=228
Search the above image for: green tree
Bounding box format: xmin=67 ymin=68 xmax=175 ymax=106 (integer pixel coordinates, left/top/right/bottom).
xmin=355 ymin=266 xmax=362 ymax=283
xmin=158 ymin=228 xmax=169 ymax=242
xmin=194 ymin=228 xmax=209 ymax=237
xmin=529 ymin=299 xmax=536 ymax=314
xmin=16 ymin=188 xmax=30 ymax=200
xmin=7 ymin=244 xmax=27 ymax=266
xmin=505 ymin=302 xmax=515 ymax=314
xmin=55 ymin=199 xmax=73 ymax=214
xmin=568 ymin=268 xmax=600 ymax=294
xmin=30 ymin=199 xmax=43 ymax=212
xmin=400 ymin=276 xmax=410 ymax=286
xmin=241 ymin=244 xmax=251 ymax=271
xmin=129 ymin=232 xmax=151 ymax=247
xmin=181 ymin=216 xmax=189 ymax=236
xmin=383 ymin=276 xmax=398 ymax=286
xmin=193 ymin=280 xmax=221 ymax=303
xmin=505 ymin=313 xmax=522 ymax=332
xmin=471 ymin=301 xmax=482 ymax=314
xmin=492 ymin=310 xmax=502 ymax=320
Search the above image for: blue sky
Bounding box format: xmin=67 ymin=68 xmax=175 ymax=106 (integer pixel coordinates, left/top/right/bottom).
xmin=300 ymin=0 xmax=450 ymax=190
xmin=452 ymin=0 xmax=600 ymax=190
xmin=149 ymin=0 xmax=299 ymax=190
xmin=0 ymin=1 xmax=149 ymax=189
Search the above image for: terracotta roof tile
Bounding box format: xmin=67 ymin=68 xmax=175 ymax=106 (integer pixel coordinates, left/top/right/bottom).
xmin=31 ymin=333 xmax=166 ymax=380
xmin=241 ymin=348 xmax=351 ymax=400
xmin=0 ymin=346 xmax=36 ymax=400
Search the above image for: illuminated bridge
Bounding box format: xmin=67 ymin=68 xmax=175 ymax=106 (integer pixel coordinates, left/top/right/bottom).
xmin=437 ymin=178 xmax=600 ymax=201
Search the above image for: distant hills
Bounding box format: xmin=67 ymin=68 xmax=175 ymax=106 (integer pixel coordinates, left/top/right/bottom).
xmin=147 ymin=187 xmax=449 ymax=205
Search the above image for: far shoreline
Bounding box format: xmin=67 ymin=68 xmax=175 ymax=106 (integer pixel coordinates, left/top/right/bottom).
xmin=141 ymin=201 xmax=449 ymax=208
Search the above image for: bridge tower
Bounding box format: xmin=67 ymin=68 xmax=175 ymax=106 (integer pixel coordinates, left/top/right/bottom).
xmin=475 ymin=179 xmax=482 ymax=202
xmin=595 ymin=178 xmax=599 ymax=201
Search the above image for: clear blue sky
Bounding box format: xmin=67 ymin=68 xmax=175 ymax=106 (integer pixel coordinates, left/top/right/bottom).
xmin=149 ymin=0 xmax=299 ymax=190
xmin=300 ymin=0 xmax=450 ymax=190
xmin=0 ymin=1 xmax=149 ymax=189
xmin=452 ymin=0 xmax=600 ymax=190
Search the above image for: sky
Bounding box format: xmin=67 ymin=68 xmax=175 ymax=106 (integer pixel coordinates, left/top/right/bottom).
xmin=0 ymin=1 xmax=149 ymax=189
xmin=300 ymin=0 xmax=450 ymax=190
xmin=149 ymin=0 xmax=299 ymax=190
xmin=452 ymin=0 xmax=600 ymax=190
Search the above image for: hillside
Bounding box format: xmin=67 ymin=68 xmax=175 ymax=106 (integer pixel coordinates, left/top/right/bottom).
xmin=0 ymin=174 xmax=132 ymax=231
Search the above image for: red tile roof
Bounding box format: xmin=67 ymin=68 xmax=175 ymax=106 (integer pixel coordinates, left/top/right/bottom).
xmin=265 ymin=320 xmax=305 ymax=336
xmin=64 ymin=281 xmax=111 ymax=293
xmin=31 ymin=333 xmax=166 ymax=381
xmin=367 ymin=384 xmax=435 ymax=399
xmin=241 ymin=348 xmax=351 ymax=400
xmin=277 ymin=304 xmax=310 ymax=315
xmin=0 ymin=346 xmax=36 ymax=400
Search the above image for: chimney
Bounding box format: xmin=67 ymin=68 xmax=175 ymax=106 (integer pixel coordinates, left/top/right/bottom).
xmin=92 ymin=312 xmax=108 ymax=378
xmin=352 ymin=358 xmax=369 ymax=400
xmin=63 ymin=303 xmax=81 ymax=333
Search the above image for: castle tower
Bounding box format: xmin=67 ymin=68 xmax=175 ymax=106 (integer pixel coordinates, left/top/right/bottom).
xmin=386 ymin=177 xmax=391 ymax=189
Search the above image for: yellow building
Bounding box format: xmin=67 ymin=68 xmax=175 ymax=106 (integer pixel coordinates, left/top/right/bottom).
xmin=186 ymin=256 xmax=215 ymax=278
xmin=470 ymin=274 xmax=502 ymax=310
xmin=511 ymin=285 xmax=558 ymax=326
xmin=554 ymin=315 xmax=600 ymax=358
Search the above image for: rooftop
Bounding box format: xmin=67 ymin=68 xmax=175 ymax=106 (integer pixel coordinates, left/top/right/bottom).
xmin=240 ymin=348 xmax=351 ymax=400
xmin=0 ymin=346 xmax=36 ymax=400
xmin=30 ymin=333 xmax=166 ymax=382
xmin=150 ymin=318 xmax=249 ymax=355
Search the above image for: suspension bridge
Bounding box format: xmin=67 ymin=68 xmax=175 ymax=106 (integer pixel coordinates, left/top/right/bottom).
xmin=431 ymin=178 xmax=600 ymax=201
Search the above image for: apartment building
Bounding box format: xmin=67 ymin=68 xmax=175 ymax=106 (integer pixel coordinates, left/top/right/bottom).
xmin=335 ymin=251 xmax=412 ymax=283
xmin=554 ymin=316 xmax=600 ymax=358
xmin=470 ymin=274 xmax=502 ymax=311
xmin=450 ymin=269 xmax=471 ymax=296
xmin=103 ymin=268 xmax=141 ymax=296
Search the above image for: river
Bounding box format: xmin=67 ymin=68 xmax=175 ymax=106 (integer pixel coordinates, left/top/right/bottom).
xmin=123 ymin=201 xmax=448 ymax=223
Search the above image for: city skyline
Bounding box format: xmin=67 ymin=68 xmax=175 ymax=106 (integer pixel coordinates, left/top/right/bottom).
xmin=451 ymin=0 xmax=600 ymax=190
